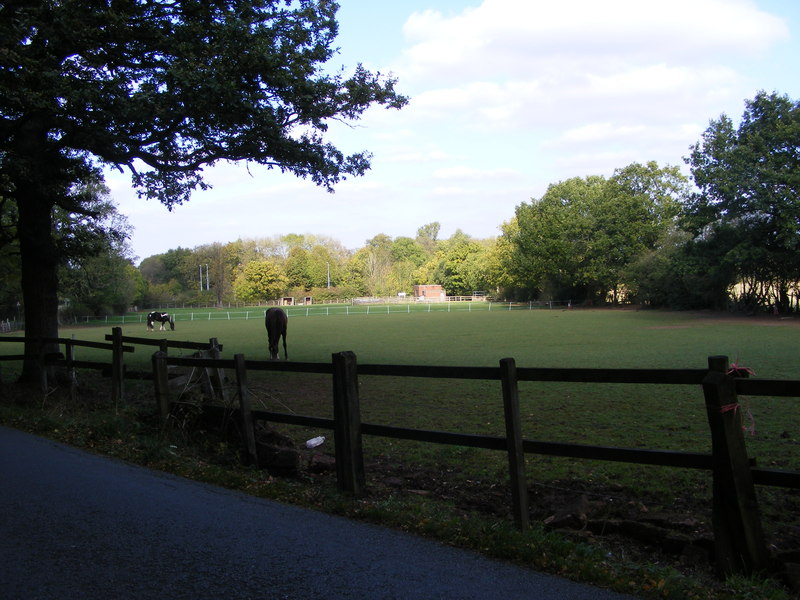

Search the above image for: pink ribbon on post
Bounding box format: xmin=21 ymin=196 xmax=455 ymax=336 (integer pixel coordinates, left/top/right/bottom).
xmin=720 ymin=359 xmax=757 ymax=435
xmin=727 ymin=363 xmax=756 ymax=377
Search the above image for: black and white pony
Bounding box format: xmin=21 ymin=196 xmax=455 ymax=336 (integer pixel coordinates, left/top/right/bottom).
xmin=265 ymin=307 xmax=288 ymax=360
xmin=147 ymin=311 xmax=175 ymax=331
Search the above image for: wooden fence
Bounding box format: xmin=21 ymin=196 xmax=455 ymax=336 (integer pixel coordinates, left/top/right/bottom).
xmin=3 ymin=329 xmax=800 ymax=577
xmin=0 ymin=328 xmax=222 ymax=404
xmin=151 ymin=349 xmax=800 ymax=578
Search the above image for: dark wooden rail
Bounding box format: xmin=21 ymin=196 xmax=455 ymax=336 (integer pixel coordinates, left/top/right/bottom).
xmin=0 ymin=335 xmax=134 ymax=399
xmin=0 ymin=329 xmax=221 ymax=404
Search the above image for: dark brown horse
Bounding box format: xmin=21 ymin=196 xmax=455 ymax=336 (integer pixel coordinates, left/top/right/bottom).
xmin=265 ymin=307 xmax=288 ymax=360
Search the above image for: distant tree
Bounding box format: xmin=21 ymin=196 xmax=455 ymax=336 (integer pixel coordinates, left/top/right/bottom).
xmin=2 ymin=0 xmax=406 ymax=379
xmin=340 ymin=253 xmax=369 ymax=297
xmin=61 ymin=254 xmax=139 ymax=317
xmin=233 ymin=261 xmax=287 ymax=304
xmin=490 ymin=222 xmax=527 ymax=298
xmin=138 ymin=256 xmax=167 ymax=286
xmin=416 ymin=222 xmax=441 ymax=254
xmin=411 ymin=231 xmax=493 ymax=296
xmin=624 ymin=230 xmax=694 ymax=308
xmin=391 ymin=237 xmax=427 ymax=267
xmin=509 ymin=176 xmax=607 ymax=301
xmin=53 ymin=184 xmax=136 ymax=315
xmin=387 ymin=260 xmax=417 ymax=295
xmin=358 ymin=234 xmax=394 ymax=295
xmin=594 ymin=162 xmax=686 ymax=301
xmin=505 ymin=162 xmax=687 ymax=302
xmin=207 ymin=243 xmax=240 ymax=306
xmin=307 ymin=245 xmax=336 ymax=288
xmin=140 ymin=248 xmax=193 ymax=288
xmin=685 ymin=91 xmax=800 ymax=310
xmin=285 ymin=247 xmax=311 ymax=289
xmin=282 ymin=234 xmax=311 ymax=252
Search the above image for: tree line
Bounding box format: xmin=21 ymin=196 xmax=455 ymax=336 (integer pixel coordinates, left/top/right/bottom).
xmin=108 ymin=223 xmax=497 ymax=311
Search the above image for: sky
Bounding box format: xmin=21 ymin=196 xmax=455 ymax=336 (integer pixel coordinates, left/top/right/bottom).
xmin=105 ymin=0 xmax=800 ymax=263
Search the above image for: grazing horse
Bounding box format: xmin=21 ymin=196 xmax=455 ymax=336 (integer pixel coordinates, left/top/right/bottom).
xmin=265 ymin=307 xmax=288 ymax=360
xmin=147 ymin=311 xmax=175 ymax=331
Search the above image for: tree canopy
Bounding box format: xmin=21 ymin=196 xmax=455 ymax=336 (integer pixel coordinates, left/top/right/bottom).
xmin=233 ymin=260 xmax=287 ymax=304
xmin=1 ymin=0 xmax=406 ymax=378
xmin=505 ymin=162 xmax=688 ymax=302
xmin=2 ymin=0 xmax=406 ymax=203
xmin=684 ymin=91 xmax=800 ymax=309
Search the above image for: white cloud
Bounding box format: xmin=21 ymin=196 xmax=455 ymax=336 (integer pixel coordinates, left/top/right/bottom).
xmin=395 ymin=0 xmax=786 ymax=127
xmin=112 ymin=0 xmax=796 ymax=259
xmin=559 ymin=123 xmax=646 ymax=144
xmin=432 ymin=165 xmax=520 ymax=180
xmin=402 ymin=0 xmax=786 ymax=78
xmin=375 ymin=0 xmax=793 ymax=188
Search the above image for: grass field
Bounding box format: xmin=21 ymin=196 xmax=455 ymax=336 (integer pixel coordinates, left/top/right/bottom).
xmin=3 ymin=307 xmax=799 ymax=597
xmin=36 ymin=305 xmax=800 ymax=373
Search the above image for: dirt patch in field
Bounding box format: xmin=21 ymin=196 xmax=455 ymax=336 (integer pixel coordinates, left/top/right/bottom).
xmin=679 ymin=311 xmax=800 ymax=327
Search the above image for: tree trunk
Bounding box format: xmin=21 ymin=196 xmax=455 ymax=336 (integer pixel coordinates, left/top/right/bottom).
xmin=778 ymin=281 xmax=790 ymax=313
xmin=17 ymin=185 xmax=60 ymax=382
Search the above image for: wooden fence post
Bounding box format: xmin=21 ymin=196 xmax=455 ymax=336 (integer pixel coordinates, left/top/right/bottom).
xmin=208 ymin=338 xmax=227 ymax=403
xmin=500 ymin=357 xmax=529 ymax=530
xmin=703 ymin=355 xmax=769 ymax=576
xmin=38 ymin=340 xmax=48 ymax=394
xmin=234 ymin=353 xmax=259 ymax=468
xmin=110 ymin=327 xmax=125 ymax=404
xmin=332 ymin=351 xmax=365 ymax=495
xmin=152 ymin=351 xmax=170 ymax=427
xmin=67 ymin=335 xmax=77 ymax=403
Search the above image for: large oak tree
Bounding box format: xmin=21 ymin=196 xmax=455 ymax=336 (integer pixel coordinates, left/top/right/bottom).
xmin=1 ymin=0 xmax=406 ymax=379
xmin=505 ymin=162 xmax=687 ymax=302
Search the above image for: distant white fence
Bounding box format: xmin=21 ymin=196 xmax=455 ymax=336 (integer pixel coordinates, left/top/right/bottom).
xmin=66 ymin=300 xmax=573 ymax=326
xmin=0 ymin=319 xmax=21 ymax=334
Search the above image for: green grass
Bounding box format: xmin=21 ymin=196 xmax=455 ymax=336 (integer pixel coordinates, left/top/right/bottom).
xmin=2 ymin=308 xmax=799 ymax=599
xmin=23 ymin=306 xmax=800 ymax=372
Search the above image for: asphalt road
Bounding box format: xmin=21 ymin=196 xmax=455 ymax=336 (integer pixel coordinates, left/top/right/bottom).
xmin=0 ymin=426 xmax=638 ymax=600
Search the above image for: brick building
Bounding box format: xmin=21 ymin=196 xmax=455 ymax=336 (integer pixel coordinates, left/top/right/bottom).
xmin=413 ymin=285 xmax=446 ymax=301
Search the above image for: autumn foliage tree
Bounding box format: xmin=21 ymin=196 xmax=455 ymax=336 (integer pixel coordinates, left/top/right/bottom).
xmin=233 ymin=261 xmax=287 ymax=304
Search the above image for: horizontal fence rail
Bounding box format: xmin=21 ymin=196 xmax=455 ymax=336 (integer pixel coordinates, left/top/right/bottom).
xmin=184 ymin=359 xmax=791 ymax=478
